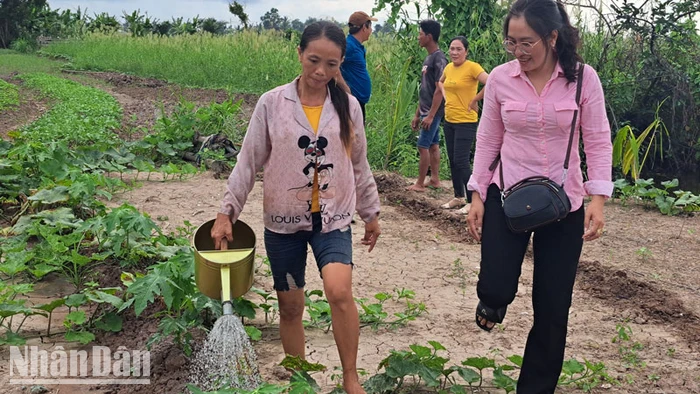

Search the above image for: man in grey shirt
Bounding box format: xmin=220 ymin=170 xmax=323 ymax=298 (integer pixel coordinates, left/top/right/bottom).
xmin=408 ymin=19 xmax=447 ymax=192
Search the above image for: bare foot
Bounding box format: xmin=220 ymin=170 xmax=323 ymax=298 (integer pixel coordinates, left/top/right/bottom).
xmin=426 ymin=180 xmax=442 ymax=188
xmin=407 ymin=184 xmax=426 ymax=192
xmin=343 ymin=378 xmax=366 ymax=394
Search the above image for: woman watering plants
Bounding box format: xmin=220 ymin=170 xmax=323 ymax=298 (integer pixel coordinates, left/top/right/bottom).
xmin=465 ymin=0 xmax=612 ymax=392
xmin=210 ymin=21 xmax=380 ymax=394
xmin=437 ymin=36 xmax=489 ymax=215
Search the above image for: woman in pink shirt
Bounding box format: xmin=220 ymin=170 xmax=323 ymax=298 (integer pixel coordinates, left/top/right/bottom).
xmin=466 ymin=0 xmax=612 ymax=392
xmin=211 ymin=22 xmax=380 ymax=394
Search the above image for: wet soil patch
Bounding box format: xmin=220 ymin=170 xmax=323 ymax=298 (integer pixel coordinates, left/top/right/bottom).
xmin=374 ymin=172 xmax=474 ymax=244
xmin=577 ymin=259 xmax=700 ymax=350
xmin=90 ymin=265 xmax=203 ymax=394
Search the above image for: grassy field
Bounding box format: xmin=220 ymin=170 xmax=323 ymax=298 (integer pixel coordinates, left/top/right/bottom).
xmin=0 ymin=50 xmax=63 ymax=75
xmin=41 ymin=32 xmax=300 ymax=93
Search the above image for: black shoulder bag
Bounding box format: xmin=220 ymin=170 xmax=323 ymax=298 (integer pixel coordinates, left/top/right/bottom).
xmin=489 ymin=65 xmax=585 ymax=233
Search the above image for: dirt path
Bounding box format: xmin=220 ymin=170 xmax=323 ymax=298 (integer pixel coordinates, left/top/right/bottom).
xmin=98 ymin=172 xmax=699 ymax=393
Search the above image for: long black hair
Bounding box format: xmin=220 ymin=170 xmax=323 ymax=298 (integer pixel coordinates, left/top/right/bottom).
xmin=504 ymin=0 xmax=582 ymax=82
xmin=299 ymin=21 xmax=353 ymax=153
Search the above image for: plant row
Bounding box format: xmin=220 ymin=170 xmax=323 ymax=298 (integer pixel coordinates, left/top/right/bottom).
xmin=0 ymin=79 xmax=19 ymax=111
xmin=0 ymin=73 xmax=245 ymax=348
xmin=187 ymin=342 xmax=617 ymax=394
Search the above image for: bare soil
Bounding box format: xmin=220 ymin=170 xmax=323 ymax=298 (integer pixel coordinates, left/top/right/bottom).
xmin=1 ymin=72 xmax=699 ymax=394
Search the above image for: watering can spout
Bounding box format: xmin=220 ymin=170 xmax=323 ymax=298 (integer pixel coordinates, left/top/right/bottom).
xmin=222 ymin=301 xmax=234 ymax=316
xmin=221 ymin=264 xmax=232 ymax=309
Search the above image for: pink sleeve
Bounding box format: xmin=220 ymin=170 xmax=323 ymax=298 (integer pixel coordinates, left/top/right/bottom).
xmin=350 ymin=98 xmax=380 ymax=223
xmin=467 ymin=72 xmax=504 ymax=201
xmin=580 ymin=65 xmax=613 ymax=197
xmin=219 ymin=95 xmax=271 ymax=221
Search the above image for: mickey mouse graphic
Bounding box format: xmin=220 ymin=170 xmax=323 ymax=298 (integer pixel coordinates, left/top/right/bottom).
xmin=291 ymin=135 xmax=336 ymax=211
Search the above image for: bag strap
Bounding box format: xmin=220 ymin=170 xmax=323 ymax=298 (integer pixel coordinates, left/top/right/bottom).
xmin=562 ymin=64 xmax=585 ymax=183
xmin=492 ymin=63 xmax=585 ymax=191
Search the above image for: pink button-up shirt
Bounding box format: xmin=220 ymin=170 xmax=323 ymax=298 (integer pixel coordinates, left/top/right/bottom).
xmin=467 ymin=60 xmax=613 ymax=211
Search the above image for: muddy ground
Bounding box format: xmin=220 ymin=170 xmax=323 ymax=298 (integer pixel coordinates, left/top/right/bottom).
xmin=0 ymin=71 xmax=698 ymax=394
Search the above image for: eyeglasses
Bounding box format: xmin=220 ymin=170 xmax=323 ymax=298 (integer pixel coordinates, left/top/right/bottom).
xmin=502 ymin=39 xmax=542 ymax=55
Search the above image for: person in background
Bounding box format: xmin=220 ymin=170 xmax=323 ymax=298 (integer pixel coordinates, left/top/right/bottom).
xmin=438 ymin=36 xmax=489 ymax=214
xmin=407 ymin=19 xmax=448 ymax=192
xmin=210 ymin=21 xmax=381 ymax=394
xmin=340 ymin=11 xmax=378 ymax=124
xmin=466 ymin=0 xmax=612 ymax=392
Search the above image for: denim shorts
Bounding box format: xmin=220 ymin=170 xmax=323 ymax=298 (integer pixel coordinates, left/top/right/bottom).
xmin=264 ymin=226 xmax=353 ymax=291
xmin=417 ymin=115 xmax=442 ymax=149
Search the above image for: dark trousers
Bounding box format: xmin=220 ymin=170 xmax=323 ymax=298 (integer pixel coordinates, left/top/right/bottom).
xmin=359 ymin=102 xmax=366 ymax=125
xmin=477 ymin=184 xmax=584 ymax=394
xmin=444 ymin=121 xmax=477 ymax=202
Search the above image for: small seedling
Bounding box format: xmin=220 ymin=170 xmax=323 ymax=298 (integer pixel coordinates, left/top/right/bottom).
xmin=612 ymin=322 xmax=646 ymax=369
xmin=635 ymin=247 xmax=653 ymax=261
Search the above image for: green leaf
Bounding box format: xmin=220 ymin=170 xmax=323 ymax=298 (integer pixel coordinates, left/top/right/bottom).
xmin=232 ymin=297 xmax=258 ymax=320
xmin=0 ymin=331 xmax=27 ymax=346
xmin=362 ymin=373 xmax=397 ymax=394
xmin=65 ymin=330 xmax=95 ymax=344
xmin=0 ymin=302 xmax=34 ymax=318
xmin=409 ymin=344 xmax=431 ymax=358
xmin=28 ymin=186 xmax=71 ymax=204
xmin=289 ymin=370 xmax=320 ymax=393
xmin=34 ymin=298 xmax=66 ymax=313
xmin=85 ymin=290 xmax=124 ymax=308
xmin=36 ymin=208 xmax=81 ymax=228
xmin=429 ymin=340 xmax=446 ymax=351
xmin=561 ymin=358 xmax=585 ymax=375
xmin=0 ymin=250 xmax=33 ymax=276
xmin=8 ymin=283 xmax=34 ymax=295
xmin=65 ymin=293 xmax=88 ymax=308
xmin=374 ymin=292 xmax=391 ymax=302
xmin=449 ymin=385 xmax=469 ymax=394
xmin=280 ymin=355 xmax=327 ymax=372
xmin=30 ymin=263 xmax=60 ymax=279
xmin=245 ymin=325 xmax=262 ymax=341
xmin=661 ymin=178 xmax=679 ymax=189
xmin=65 ymin=310 xmax=87 ymax=326
xmin=122 ymin=263 xmax=175 ymax=315
xmin=492 ymin=368 xmax=517 ymax=392
xmin=462 ymin=356 xmax=496 ymax=370
xmin=306 ymin=289 xmax=324 ymax=298
xmin=454 ymin=366 xmax=480 ymax=384
xmin=507 ymin=354 xmax=523 ymax=367
xmin=94 ymin=312 xmax=123 ymax=332
xmin=385 ymin=356 xmax=421 ymax=378
xmin=71 ymin=250 xmax=92 ymax=267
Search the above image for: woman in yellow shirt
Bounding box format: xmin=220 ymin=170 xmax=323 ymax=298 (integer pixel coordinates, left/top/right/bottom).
xmin=438 ymin=36 xmax=489 ymax=214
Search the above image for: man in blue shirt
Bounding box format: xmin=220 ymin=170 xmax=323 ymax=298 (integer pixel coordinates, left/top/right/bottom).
xmin=340 ymin=11 xmax=377 ymax=124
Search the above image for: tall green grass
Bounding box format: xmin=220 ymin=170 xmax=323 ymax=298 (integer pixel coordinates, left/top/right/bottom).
xmin=42 ymin=31 xmax=299 ymax=94
xmin=0 ymin=50 xmax=63 ymax=75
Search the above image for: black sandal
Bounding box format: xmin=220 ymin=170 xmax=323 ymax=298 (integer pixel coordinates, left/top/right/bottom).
xmin=475 ymin=301 xmax=507 ymax=332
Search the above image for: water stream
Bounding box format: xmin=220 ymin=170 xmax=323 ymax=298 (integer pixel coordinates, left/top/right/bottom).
xmin=189 ymin=314 xmax=262 ymax=391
